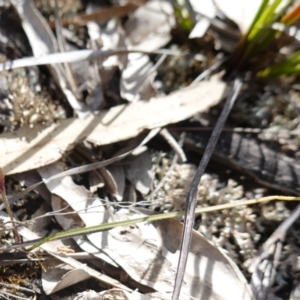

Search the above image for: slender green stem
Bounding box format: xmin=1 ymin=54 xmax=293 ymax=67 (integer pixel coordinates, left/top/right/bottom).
xmin=28 ymin=195 xmax=300 ymax=250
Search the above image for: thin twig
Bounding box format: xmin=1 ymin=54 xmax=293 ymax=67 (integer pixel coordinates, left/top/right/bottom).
xmin=54 ymin=0 xmax=78 ymax=93
xmin=0 ymin=48 xmax=183 ymax=71
xmin=0 ymin=290 xmax=29 ymax=300
xmin=149 ymin=132 xmax=186 ymax=200
xmin=0 ymin=167 xmax=21 ymax=243
xmin=171 ymin=78 xmax=243 ymax=300
xmin=250 ymin=203 xmax=300 ymax=299
xmin=191 ymin=56 xmax=228 ymax=85
xmin=0 ymin=282 xmax=34 ymax=294
xmin=159 ymin=128 xmax=187 ymax=162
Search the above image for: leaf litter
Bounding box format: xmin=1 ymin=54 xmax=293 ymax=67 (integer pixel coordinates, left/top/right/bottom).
xmin=1 ymin=0 xmax=300 ymax=299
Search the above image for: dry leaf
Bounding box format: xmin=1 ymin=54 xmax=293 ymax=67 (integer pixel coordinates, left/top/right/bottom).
xmin=1 ymin=80 xmax=229 ymax=175
xmin=0 ymin=210 xmax=131 ymax=293
xmin=87 ymin=16 xmax=126 ymax=69
xmin=73 ymin=288 xmax=153 ymax=300
xmin=38 ymin=162 xmax=118 ymax=267
xmin=124 ymin=149 xmax=153 ymax=195
xmin=214 ymin=0 xmax=264 ymax=34
xmin=121 ymin=0 xmax=175 ymax=101
xmin=107 ymin=165 xmax=126 ymax=200
xmin=124 ymin=0 xmax=175 ymax=51
xmin=89 ymin=172 xmax=105 ymax=193
xmin=38 ymin=162 xmax=107 ymax=228
xmin=10 ymin=0 xmax=90 ymax=118
xmin=85 ymin=210 xmax=253 ymax=299
xmin=50 ymin=2 xmax=141 ymax=27
xmin=42 ymin=261 xmax=91 ymax=295
xmin=120 ymin=53 xmax=157 ymax=101
xmin=188 ymin=0 xmax=217 ymax=38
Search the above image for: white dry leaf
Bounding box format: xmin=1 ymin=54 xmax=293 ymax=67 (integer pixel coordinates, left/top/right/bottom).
xmin=51 ymin=195 xmax=85 ymax=230
xmin=38 ymin=162 xmax=108 ymax=229
xmin=121 ymin=0 xmax=175 ymax=101
xmin=189 ymin=18 xmax=212 ymax=39
xmin=124 ymin=0 xmax=175 ymax=51
xmin=120 ymin=53 xmax=157 ymax=101
xmin=10 ymin=0 xmax=90 ymax=118
xmin=74 ymin=290 xmax=102 ymax=300
xmin=107 ymin=165 xmax=126 ymax=200
xmin=42 ymin=261 xmax=91 ymax=295
xmin=10 ymin=0 xmax=56 ymax=57
xmin=124 ymin=149 xmax=153 ymax=195
xmin=73 ymin=289 xmax=154 ymax=300
xmin=87 ymin=16 xmax=127 ymax=69
xmin=86 ymin=2 xmax=126 ymax=110
xmin=214 ymin=0 xmax=265 ymax=34
xmin=38 ymin=162 xmax=119 ymax=267
xmin=188 ymin=0 xmax=217 ymax=39
xmin=189 ymin=0 xmax=217 ymax=18
xmin=1 ymin=80 xmax=229 ymax=175
xmin=75 ymin=235 xmax=119 ymax=268
xmin=86 ymin=210 xmax=253 ymax=300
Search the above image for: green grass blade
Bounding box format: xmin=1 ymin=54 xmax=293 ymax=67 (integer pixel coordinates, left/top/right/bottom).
xmin=28 ymin=195 xmax=300 ymax=250
xmin=245 ymin=0 xmax=270 ymax=40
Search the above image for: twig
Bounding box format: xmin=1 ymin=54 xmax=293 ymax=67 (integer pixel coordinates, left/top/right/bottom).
xmin=0 ymin=167 xmax=21 ymax=243
xmin=250 ymin=203 xmax=300 ymax=299
xmin=191 ymin=56 xmax=228 ymax=85
xmin=149 ymin=132 xmax=186 ymax=200
xmin=0 ymin=282 xmax=34 ymax=294
xmin=0 ymin=290 xmax=29 ymax=300
xmin=159 ymin=128 xmax=187 ymax=162
xmin=54 ymin=0 xmax=78 ymax=93
xmin=0 ymin=48 xmax=183 ymax=71
xmin=171 ymin=77 xmax=243 ymax=300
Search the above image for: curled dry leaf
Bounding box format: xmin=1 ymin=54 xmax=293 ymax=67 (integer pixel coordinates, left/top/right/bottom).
xmin=87 ymin=15 xmax=126 ymax=69
xmin=121 ymin=53 xmax=157 ymax=101
xmin=38 ymin=162 xmax=118 ymax=267
xmin=86 ymin=1 xmax=127 ymax=110
xmin=42 ymin=261 xmax=91 ymax=295
xmin=121 ymin=0 xmax=175 ymax=101
xmin=124 ymin=149 xmax=153 ymax=195
xmin=107 ymin=165 xmax=126 ymax=200
xmin=38 ymin=162 xmax=107 ymax=229
xmin=124 ymin=0 xmax=175 ymax=52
